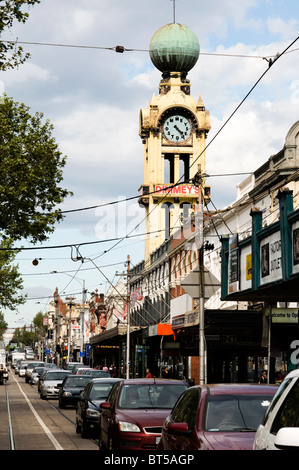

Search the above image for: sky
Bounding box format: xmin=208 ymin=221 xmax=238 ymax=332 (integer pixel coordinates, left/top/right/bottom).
xmin=1 ymin=0 xmax=299 ymax=331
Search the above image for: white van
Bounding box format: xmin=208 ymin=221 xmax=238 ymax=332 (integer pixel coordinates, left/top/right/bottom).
xmin=253 ymin=369 xmax=299 ymax=450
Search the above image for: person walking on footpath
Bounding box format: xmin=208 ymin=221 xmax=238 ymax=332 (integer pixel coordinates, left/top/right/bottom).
xmin=146 ymin=368 xmax=152 ymax=378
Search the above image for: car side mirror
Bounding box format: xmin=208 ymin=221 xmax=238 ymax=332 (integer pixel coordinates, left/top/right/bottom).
xmin=274 ymin=427 xmax=299 ymax=450
xmin=100 ymin=402 xmax=111 ymax=410
xmin=165 ymin=422 xmax=191 ymax=436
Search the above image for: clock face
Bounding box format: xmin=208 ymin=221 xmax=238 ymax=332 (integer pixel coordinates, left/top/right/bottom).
xmin=163 ymin=114 xmax=191 ymax=142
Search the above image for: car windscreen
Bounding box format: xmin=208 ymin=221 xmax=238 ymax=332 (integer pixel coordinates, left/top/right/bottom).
xmin=45 ymin=372 xmax=70 ymax=380
xmin=118 ymin=384 xmax=187 ymax=409
xmin=204 ymin=394 xmax=274 ymax=432
xmin=28 ymin=362 xmax=44 ymax=368
xmin=64 ymin=376 xmax=92 ymax=388
xmin=89 ymin=383 xmax=115 ymax=400
xmin=89 ymin=371 xmax=111 ymax=378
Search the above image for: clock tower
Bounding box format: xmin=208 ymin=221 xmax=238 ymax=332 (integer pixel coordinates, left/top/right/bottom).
xmin=139 ymin=23 xmax=211 ymax=264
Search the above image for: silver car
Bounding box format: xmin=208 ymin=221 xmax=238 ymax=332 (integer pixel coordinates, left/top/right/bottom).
xmin=25 ymin=361 xmax=45 ymax=383
xmin=39 ymin=370 xmax=72 ymax=399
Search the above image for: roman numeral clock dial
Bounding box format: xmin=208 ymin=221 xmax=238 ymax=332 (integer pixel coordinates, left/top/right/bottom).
xmin=163 ymin=114 xmax=191 ymax=143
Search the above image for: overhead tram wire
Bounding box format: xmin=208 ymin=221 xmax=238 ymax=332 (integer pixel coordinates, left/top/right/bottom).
xmin=1 ymin=36 xmax=298 ymax=261
xmin=2 ymin=38 xmax=297 ymax=61
xmin=93 ymin=34 xmax=299 ymax=272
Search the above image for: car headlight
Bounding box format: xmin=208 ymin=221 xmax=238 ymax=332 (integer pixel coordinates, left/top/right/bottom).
xmin=119 ymin=421 xmax=141 ymax=432
xmin=86 ymin=408 xmax=99 ymax=417
xmin=63 ymin=392 xmax=72 ymax=397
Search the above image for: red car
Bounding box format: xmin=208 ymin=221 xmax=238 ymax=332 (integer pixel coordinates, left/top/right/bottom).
xmin=157 ymin=383 xmax=278 ymax=450
xmin=99 ymin=378 xmax=188 ymax=450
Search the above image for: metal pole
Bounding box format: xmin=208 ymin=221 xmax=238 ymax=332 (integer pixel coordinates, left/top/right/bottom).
xmin=267 ymin=305 xmax=272 ymax=384
xmin=66 ymin=297 xmax=76 ymax=363
xmin=194 ymin=165 xmax=205 ymax=385
xmin=126 ymin=255 xmax=130 ymax=379
xmin=80 ymin=280 xmax=85 ymax=363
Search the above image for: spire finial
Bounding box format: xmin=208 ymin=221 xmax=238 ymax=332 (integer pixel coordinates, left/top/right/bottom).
xmin=171 ymin=0 xmax=176 ymax=23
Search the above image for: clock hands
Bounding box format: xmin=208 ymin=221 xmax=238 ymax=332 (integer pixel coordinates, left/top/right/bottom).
xmin=174 ymin=124 xmax=185 ymax=137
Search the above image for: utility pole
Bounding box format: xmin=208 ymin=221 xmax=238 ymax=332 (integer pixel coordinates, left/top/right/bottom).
xmin=54 ymin=288 xmax=60 ymax=366
xmin=193 ymin=165 xmax=206 ymax=385
xmin=126 ymin=255 xmax=131 ymax=379
xmin=80 ymin=280 xmax=86 ymax=363
xmin=66 ymin=297 xmax=76 ymax=363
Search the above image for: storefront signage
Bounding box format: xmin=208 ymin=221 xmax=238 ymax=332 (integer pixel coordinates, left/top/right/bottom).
xmin=172 ymin=312 xmax=199 ymax=329
xmin=228 ymin=235 xmax=239 ymax=293
xmin=154 ymin=185 xmax=198 ymax=196
xmin=265 ymin=308 xmax=299 ymax=323
xmin=292 ymin=221 xmax=299 ymax=274
xmin=260 ymin=232 xmax=282 ymax=285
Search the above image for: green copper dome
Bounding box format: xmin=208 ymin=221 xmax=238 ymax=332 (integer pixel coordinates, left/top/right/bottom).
xmin=149 ymin=23 xmax=200 ymax=73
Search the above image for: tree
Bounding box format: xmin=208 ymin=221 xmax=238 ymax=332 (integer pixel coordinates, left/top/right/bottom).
xmin=0 ymin=312 xmax=8 ymax=341
xmin=0 ymin=96 xmax=72 ymax=242
xmin=0 ymin=239 xmax=24 ymax=313
xmin=0 ymin=96 xmax=72 ymax=317
xmin=0 ymin=0 xmax=40 ymax=70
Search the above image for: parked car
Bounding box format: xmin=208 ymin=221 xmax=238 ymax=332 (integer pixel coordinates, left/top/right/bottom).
xmin=58 ymin=375 xmax=94 ymax=408
xmin=76 ymin=378 xmax=121 ymax=438
xmin=39 ymin=369 xmax=72 ymax=399
xmin=253 ymin=369 xmax=299 ymax=450
xmin=99 ymin=378 xmax=188 ymax=450
xmin=157 ymin=383 xmax=278 ymax=451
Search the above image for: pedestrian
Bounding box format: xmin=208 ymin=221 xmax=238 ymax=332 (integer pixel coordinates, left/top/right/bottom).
xmin=259 ymin=370 xmax=267 ymax=384
xmin=162 ymin=366 xmax=170 ymax=378
xmin=146 ymin=368 xmax=152 ymax=378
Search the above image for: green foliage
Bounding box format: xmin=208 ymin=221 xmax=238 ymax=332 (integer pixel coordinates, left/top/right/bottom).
xmin=0 ymin=238 xmax=25 ymax=313
xmin=13 ymin=312 xmax=47 ymax=345
xmin=0 ymin=311 xmax=8 ymax=341
xmin=0 ymin=0 xmax=41 ymax=70
xmin=0 ymin=96 xmax=72 ymax=242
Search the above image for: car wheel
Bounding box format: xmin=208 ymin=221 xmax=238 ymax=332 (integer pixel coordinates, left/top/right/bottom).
xmin=81 ymin=420 xmax=89 ymax=438
xmin=98 ymin=434 xmax=105 ymax=450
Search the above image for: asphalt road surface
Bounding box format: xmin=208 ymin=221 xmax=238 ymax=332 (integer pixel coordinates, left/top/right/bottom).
xmin=0 ymin=369 xmax=98 ymax=451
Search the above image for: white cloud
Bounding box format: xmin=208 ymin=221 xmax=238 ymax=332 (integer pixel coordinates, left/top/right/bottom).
xmin=267 ymin=17 xmax=299 ymax=40
xmin=3 ymin=0 xmax=299 ymax=326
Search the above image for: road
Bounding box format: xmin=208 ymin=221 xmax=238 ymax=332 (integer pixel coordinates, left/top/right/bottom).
xmin=0 ymin=369 xmax=98 ymax=451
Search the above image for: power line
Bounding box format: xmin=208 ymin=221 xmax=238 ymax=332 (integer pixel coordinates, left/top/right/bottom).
xmin=1 ymin=38 xmax=298 ymax=60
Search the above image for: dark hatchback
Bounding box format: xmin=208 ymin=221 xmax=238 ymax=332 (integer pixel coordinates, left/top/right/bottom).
xmin=58 ymin=375 xmax=94 ymax=408
xmin=76 ymin=378 xmax=121 ymax=438
xmin=157 ymin=383 xmax=278 ymax=450
xmin=99 ymin=378 xmax=188 ymax=450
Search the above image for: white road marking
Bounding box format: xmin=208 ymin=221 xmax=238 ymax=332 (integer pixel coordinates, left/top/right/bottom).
xmin=11 ymin=373 xmax=63 ymax=450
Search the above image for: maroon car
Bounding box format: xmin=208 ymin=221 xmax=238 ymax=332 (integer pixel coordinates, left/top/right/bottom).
xmin=99 ymin=378 xmax=188 ymax=450
xmin=157 ymin=383 xmax=278 ymax=450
